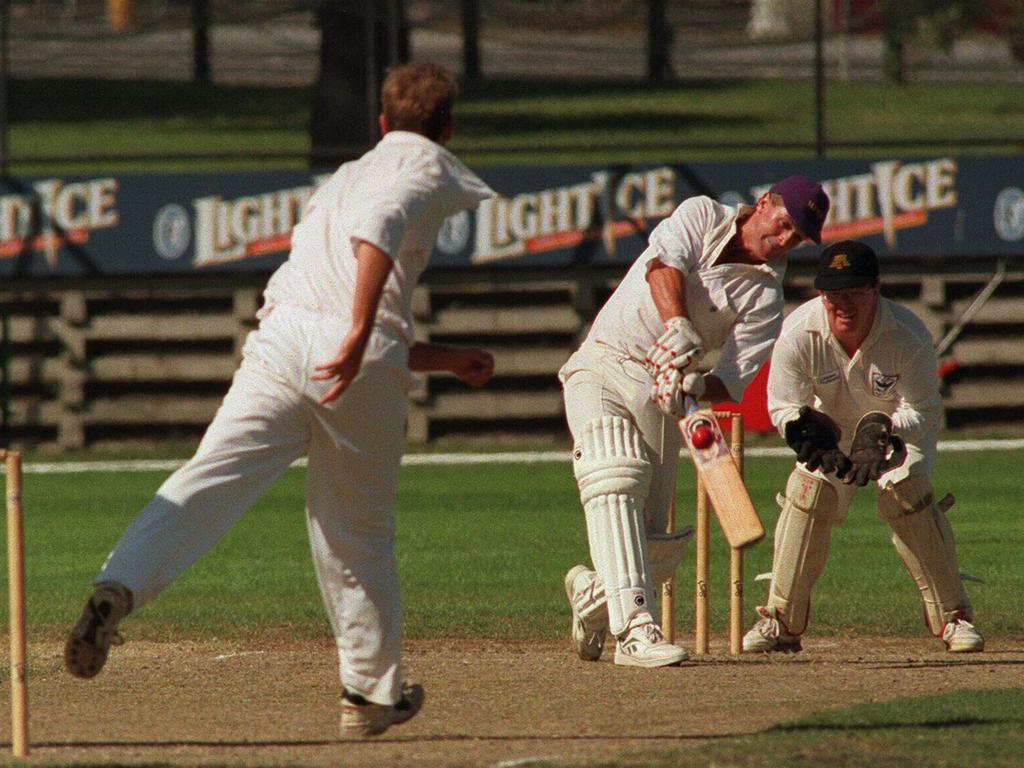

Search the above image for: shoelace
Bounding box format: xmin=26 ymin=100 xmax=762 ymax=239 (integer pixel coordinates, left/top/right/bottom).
xmin=641 ymin=623 xmax=665 ymax=644
xmin=945 ymin=618 xmax=976 ymax=638
xmin=757 ymin=617 xmax=781 ymax=641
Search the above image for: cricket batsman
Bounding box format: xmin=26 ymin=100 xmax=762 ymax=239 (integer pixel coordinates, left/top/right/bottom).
xmin=561 ymin=175 xmax=830 ymax=667
xmin=743 ymin=240 xmax=984 ymax=653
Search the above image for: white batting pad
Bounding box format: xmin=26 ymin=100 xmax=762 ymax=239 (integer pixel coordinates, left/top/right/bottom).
xmin=878 ymin=475 xmax=972 ymax=634
xmin=648 ymin=526 xmax=695 ymax=583
xmin=573 ymin=416 xmax=655 ymax=635
xmin=766 ymin=467 xmax=838 ymax=635
xmin=567 ymin=524 xmax=695 ymax=637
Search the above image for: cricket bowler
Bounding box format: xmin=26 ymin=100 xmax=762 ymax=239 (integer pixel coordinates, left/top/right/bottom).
xmin=64 ymin=62 xmax=497 ymax=736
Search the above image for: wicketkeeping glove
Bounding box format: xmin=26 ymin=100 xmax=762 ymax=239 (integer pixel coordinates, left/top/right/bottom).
xmin=783 ymin=406 xmax=851 ymax=476
xmin=644 ymin=317 xmax=705 ymax=376
xmin=842 ymin=412 xmax=900 ymax=487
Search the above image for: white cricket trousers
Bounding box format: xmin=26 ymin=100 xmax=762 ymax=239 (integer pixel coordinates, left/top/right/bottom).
xmin=98 ymin=305 xmax=412 ymax=705
xmin=560 ymin=349 xmax=681 ymax=528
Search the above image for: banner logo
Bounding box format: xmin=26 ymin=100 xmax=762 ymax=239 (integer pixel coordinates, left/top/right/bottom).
xmin=436 ymin=210 xmax=471 ymax=255
xmin=993 ymin=187 xmax=1024 ymax=242
xmin=753 ymin=158 xmax=958 ymax=248
xmin=192 ymin=180 xmax=324 ymax=267
xmin=153 ymin=204 xmax=191 ymax=260
xmin=473 ymin=167 xmax=677 ymax=264
xmin=0 ymin=177 xmax=119 ymax=268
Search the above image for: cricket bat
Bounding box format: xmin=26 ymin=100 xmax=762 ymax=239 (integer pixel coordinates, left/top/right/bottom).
xmin=679 ymin=402 xmax=764 ymax=550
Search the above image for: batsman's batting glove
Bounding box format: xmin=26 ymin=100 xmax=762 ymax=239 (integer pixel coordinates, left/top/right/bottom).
xmin=644 ymin=316 xmax=705 ymax=376
xmin=682 ymin=372 xmax=706 ymax=400
xmin=651 ymin=366 xmax=685 ymax=417
xmin=650 ymin=371 xmax=706 ymax=418
xmin=784 ymin=406 xmax=851 ymax=476
xmin=842 ymin=412 xmax=897 ymax=487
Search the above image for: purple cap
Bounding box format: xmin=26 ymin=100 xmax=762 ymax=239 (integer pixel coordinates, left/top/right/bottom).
xmin=769 ymin=175 xmax=830 ymax=244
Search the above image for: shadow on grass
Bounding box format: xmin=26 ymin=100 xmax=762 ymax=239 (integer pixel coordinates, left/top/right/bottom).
xmin=773 ymin=715 xmax=1020 ymax=733
xmin=460 ymin=109 xmax=758 ymax=138
xmin=11 ymin=78 xmax=310 ymax=124
xmin=459 ymin=76 xmax=756 ymax=100
xmin=457 ymin=76 xmax=767 ymax=139
xmin=851 ymin=658 xmax=1024 ymax=669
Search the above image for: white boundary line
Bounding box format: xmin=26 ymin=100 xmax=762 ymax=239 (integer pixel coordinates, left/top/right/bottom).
xmin=10 ymin=438 xmax=1024 ymax=474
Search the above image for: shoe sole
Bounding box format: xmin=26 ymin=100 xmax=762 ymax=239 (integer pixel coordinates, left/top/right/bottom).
xmin=64 ymin=636 xmax=107 ymax=679
xmin=947 ymin=642 xmax=984 ymax=653
xmin=64 ymin=585 xmax=131 ymax=679
xmin=613 ymin=649 xmax=688 ymax=668
xmin=341 ymin=685 xmax=424 ymax=737
xmin=742 ymin=642 xmax=802 ymax=654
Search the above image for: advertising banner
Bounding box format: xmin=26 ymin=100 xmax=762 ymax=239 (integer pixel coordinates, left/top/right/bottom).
xmin=1 ymin=155 xmax=1021 ymax=277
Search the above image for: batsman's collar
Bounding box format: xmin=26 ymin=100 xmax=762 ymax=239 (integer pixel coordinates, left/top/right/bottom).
xmin=814 ymin=240 xmax=879 ymax=290
xmin=769 ymin=175 xmax=829 ymax=244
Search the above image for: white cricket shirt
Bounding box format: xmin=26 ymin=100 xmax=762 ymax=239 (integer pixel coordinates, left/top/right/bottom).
xmin=578 ymin=196 xmax=787 ymax=402
xmin=262 ymin=131 xmax=493 ymax=345
xmin=768 ymin=296 xmax=942 ymax=475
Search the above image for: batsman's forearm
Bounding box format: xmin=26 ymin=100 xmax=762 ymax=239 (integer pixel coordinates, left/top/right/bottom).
xmin=646 ymin=262 xmax=689 ymax=322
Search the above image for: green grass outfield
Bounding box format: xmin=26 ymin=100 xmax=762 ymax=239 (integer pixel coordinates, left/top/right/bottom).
xmin=632 ymin=687 xmax=1024 ymax=768
xmin=12 ymin=77 xmax=1024 ymax=171
xmin=4 ymin=446 xmax=1020 ymax=641
xmin=1 ymin=446 xmax=1022 ymax=767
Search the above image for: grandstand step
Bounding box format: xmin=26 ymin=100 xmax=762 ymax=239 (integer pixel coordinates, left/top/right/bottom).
xmin=421 ymin=390 xmax=564 ymax=419
xmin=426 ymin=305 xmax=580 ymax=335
xmin=945 ymin=381 xmax=1024 ymax=409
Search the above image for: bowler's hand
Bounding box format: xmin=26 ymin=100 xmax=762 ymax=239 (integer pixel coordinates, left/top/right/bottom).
xmin=450 ymin=348 xmax=495 ymax=387
xmin=312 ymin=331 xmax=368 ymax=405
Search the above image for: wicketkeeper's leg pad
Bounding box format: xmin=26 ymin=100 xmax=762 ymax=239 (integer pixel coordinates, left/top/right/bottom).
xmin=573 ymin=416 xmax=655 ymax=636
xmin=877 ymin=474 xmax=971 ymax=634
xmin=765 ymin=467 xmax=838 ymax=635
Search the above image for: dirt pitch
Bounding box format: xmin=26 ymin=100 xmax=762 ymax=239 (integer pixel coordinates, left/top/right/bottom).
xmin=3 ymin=636 xmax=1023 ymax=767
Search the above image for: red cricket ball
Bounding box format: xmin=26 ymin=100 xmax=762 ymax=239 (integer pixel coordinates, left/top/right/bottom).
xmin=691 ymin=424 xmax=714 ymax=449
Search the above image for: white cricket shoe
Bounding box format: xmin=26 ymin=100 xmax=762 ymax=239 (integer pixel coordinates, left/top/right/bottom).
xmin=942 ymin=616 xmax=984 ymax=653
xmin=341 ymin=682 xmax=425 ymax=737
xmin=742 ymin=607 xmax=803 ymax=653
xmin=564 ymin=565 xmax=607 ymax=661
xmin=64 ymin=581 xmax=133 ymax=679
xmin=613 ymin=619 xmax=688 ymax=668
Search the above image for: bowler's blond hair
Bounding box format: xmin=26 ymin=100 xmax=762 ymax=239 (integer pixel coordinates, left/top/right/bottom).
xmin=381 ymin=63 xmax=458 ymax=142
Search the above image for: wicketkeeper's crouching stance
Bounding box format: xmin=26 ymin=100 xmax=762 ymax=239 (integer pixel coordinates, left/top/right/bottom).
xmin=743 ymin=240 xmax=983 ymax=654
xmin=63 ymin=63 xmax=497 ymax=736
xmin=561 ymin=176 xmax=830 ymax=667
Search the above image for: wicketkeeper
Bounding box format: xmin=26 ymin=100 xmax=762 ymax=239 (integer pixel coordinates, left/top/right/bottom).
xmin=743 ymin=240 xmax=984 ymax=653
xmin=561 ymin=175 xmax=830 ymax=667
